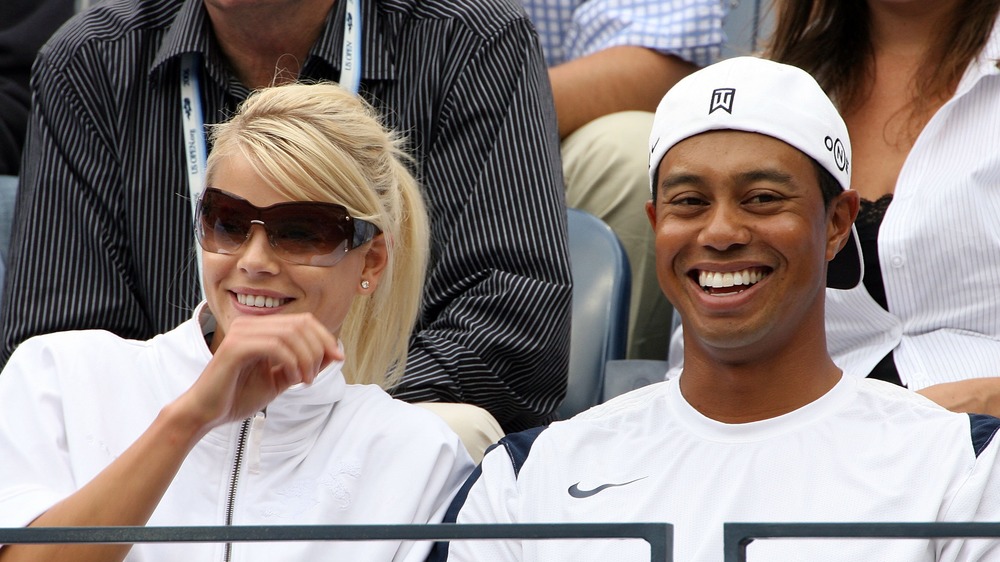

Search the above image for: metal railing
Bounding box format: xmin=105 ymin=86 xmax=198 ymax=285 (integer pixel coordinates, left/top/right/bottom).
xmin=723 ymin=522 xmax=1000 ymax=562
xmin=11 ymin=520 xmax=1000 ymax=560
xmin=0 ymin=522 xmax=673 ymax=561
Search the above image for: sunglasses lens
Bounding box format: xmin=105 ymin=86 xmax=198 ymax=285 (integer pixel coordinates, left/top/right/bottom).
xmin=197 ymin=194 xmax=250 ymax=254
xmin=195 ymin=188 xmax=370 ymax=267
xmin=267 ymin=208 xmax=351 ymax=266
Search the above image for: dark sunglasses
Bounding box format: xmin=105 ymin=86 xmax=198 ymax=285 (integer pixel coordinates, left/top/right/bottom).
xmin=195 ymin=187 xmax=380 ymax=267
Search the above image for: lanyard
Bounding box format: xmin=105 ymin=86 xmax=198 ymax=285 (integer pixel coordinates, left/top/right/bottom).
xmin=180 ymin=52 xmax=209 ymax=295
xmin=180 ymin=0 xmax=362 ymax=296
xmin=340 ymin=0 xmax=362 ymax=95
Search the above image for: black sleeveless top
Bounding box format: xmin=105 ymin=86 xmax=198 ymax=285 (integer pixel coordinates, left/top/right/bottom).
xmin=855 ymin=195 xmax=902 ymax=386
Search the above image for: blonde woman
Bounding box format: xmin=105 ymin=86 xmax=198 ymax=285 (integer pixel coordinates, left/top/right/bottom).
xmin=0 ymin=83 xmax=473 ymax=562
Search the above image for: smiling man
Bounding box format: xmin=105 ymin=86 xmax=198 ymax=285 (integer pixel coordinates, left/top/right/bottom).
xmin=437 ymin=57 xmax=1000 ymax=562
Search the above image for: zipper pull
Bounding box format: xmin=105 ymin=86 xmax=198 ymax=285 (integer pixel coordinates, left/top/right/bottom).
xmin=247 ymin=410 xmax=266 ymax=475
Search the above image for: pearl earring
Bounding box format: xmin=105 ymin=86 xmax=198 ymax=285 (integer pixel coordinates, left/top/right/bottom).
xmin=360 ymin=280 xmax=370 ymax=290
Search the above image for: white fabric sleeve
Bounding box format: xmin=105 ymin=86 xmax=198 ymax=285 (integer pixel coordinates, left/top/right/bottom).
xmin=938 ymin=421 xmax=1000 ymax=561
xmin=0 ymin=338 xmax=75 ymax=528
xmin=389 ymin=412 xmax=476 ymax=562
xmin=446 ymin=447 xmax=522 ymax=562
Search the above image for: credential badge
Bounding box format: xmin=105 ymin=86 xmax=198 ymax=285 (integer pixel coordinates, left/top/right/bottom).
xmin=709 ymin=88 xmax=735 ymax=114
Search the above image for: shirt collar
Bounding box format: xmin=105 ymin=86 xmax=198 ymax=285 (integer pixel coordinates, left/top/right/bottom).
xmin=196 ymin=300 xmax=217 ymax=342
xmin=149 ymin=0 xmax=395 ymax=88
xmin=955 ymin=17 xmax=1000 ymax=96
xmin=150 ymin=0 xmax=214 ymax=82
xmin=192 ymin=301 xmax=347 ymax=408
xmin=669 ymin=373 xmax=854 ymax=443
xmin=981 ymin=16 xmax=1000 ymax=74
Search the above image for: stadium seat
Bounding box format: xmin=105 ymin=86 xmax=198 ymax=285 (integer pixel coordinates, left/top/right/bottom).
xmin=722 ymin=0 xmax=771 ymax=59
xmin=601 ymin=359 xmax=669 ymax=402
xmin=0 ymin=174 xmax=17 ymax=299
xmin=557 ymin=208 xmax=630 ymax=419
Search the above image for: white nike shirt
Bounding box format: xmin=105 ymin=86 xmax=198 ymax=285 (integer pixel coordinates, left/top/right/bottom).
xmin=446 ymin=375 xmax=1000 ymax=561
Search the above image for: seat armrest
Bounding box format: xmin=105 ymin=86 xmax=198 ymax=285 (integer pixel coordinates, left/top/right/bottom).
xmin=601 ymin=359 xmax=669 ymax=402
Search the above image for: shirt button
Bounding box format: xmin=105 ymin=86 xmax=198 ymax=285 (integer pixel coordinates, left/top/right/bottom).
xmin=890 ymin=255 xmax=905 ymax=268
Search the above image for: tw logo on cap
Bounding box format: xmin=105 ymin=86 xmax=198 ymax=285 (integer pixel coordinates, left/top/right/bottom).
xmin=709 ymin=88 xmax=735 ymax=114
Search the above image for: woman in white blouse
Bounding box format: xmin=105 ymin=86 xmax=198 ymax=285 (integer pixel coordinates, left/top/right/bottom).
xmin=765 ymin=0 xmax=1000 ymax=412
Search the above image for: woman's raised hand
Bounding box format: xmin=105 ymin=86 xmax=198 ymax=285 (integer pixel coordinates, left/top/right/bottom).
xmin=177 ymin=313 xmax=343 ymax=434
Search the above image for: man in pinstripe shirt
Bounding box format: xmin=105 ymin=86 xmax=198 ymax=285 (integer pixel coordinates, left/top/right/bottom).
xmin=1 ymin=0 xmax=572 ymax=436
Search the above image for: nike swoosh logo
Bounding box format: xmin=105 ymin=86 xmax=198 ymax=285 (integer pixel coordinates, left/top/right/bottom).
xmin=567 ymin=477 xmax=647 ymax=499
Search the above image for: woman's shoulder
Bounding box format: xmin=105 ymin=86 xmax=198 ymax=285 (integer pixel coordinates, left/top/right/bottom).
xmin=340 ymin=385 xmax=464 ymax=442
xmin=0 ymin=329 xmax=153 ymax=401
xmin=343 ymin=384 xmax=437 ymax=420
xmin=3 ymin=319 xmax=197 ymax=382
xmin=10 ymin=328 xmax=139 ymax=361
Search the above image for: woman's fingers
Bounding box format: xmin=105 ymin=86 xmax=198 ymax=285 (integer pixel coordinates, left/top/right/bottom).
xmin=188 ymin=313 xmax=342 ymax=428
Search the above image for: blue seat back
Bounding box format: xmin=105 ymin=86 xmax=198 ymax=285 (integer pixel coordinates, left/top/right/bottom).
xmin=0 ymin=174 xmax=17 ymax=305
xmin=557 ymin=208 xmax=630 ymax=419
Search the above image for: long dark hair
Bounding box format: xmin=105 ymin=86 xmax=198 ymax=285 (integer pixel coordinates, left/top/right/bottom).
xmin=766 ymin=0 xmax=999 ymax=120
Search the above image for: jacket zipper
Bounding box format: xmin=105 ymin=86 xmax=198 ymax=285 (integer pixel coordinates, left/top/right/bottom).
xmin=223 ymin=410 xmax=267 ymax=562
xmin=223 ymin=417 xmax=252 ymax=562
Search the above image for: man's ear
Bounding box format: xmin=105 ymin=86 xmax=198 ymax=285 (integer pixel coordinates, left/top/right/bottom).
xmin=358 ymin=234 xmax=389 ymax=293
xmin=646 ymin=199 xmax=657 ymax=231
xmin=826 ymin=189 xmax=860 ymax=262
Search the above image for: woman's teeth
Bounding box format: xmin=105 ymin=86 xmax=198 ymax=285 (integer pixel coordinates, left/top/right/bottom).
xmin=237 ymin=294 xmax=286 ymax=308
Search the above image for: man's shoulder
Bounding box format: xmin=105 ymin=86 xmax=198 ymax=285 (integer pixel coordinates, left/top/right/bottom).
xmin=854 ymin=377 xmax=1000 ymax=458
xmin=968 ymin=412 xmax=1000 ymax=458
xmin=378 ymin=0 xmax=531 ymax=39
xmin=855 ymin=377 xmax=960 ymax=415
xmin=479 ymin=425 xmax=547 ymax=479
xmin=40 ymin=0 xmax=179 ymax=61
xmin=572 ymin=380 xmax=670 ymax=424
xmin=486 ymin=383 xmax=672 ymax=475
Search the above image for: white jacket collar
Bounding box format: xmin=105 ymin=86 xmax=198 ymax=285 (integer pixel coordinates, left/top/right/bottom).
xmin=188 ymin=302 xmax=348 ymax=410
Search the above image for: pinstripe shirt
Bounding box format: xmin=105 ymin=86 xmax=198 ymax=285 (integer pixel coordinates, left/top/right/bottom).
xmin=521 ymin=0 xmax=727 ymax=68
xmin=1 ymin=0 xmax=572 ymax=432
xmin=825 ymin=22 xmax=1000 ymax=391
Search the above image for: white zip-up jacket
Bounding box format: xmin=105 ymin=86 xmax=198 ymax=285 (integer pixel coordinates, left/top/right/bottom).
xmin=0 ymin=304 xmax=475 ymax=561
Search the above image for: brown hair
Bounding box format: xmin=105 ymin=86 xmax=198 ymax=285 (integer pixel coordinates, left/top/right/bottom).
xmin=766 ymin=0 xmax=999 ymax=122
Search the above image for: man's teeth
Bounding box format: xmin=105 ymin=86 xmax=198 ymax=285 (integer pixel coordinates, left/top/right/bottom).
xmin=237 ymin=294 xmax=286 ymax=308
xmin=699 ymin=268 xmax=768 ymax=289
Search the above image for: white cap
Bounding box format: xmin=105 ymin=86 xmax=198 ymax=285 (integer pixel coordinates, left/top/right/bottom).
xmin=647 ymin=56 xmax=860 ymax=289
